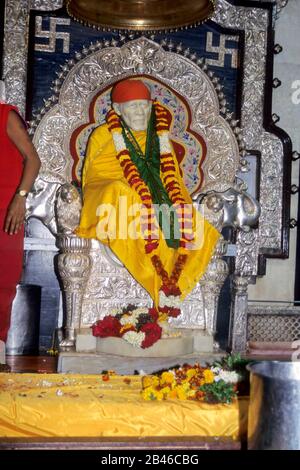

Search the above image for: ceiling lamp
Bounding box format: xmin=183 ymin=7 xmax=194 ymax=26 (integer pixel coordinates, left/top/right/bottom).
xmin=66 ymin=0 xmax=215 ymax=31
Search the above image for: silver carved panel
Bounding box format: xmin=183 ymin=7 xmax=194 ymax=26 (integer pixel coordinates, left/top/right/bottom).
xmin=81 ymin=243 xmax=151 ymax=326
xmin=3 ymin=0 xmax=30 ymax=116
xmin=30 ymin=0 xmax=64 ymax=9
xmin=81 ymin=242 xmax=205 ymax=329
xmin=259 ymin=133 xmax=284 ymax=248
xmin=214 ymin=0 xmax=285 ymax=272
xmin=235 ymin=230 xmax=260 ymax=277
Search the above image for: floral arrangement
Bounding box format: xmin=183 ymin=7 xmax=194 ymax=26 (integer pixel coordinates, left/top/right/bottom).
xmin=92 ymin=304 xmax=170 ymax=349
xmin=141 ymin=355 xmax=248 ymax=404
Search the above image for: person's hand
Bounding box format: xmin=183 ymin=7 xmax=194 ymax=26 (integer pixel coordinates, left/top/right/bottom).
xmin=4 ymin=195 xmax=26 ymax=235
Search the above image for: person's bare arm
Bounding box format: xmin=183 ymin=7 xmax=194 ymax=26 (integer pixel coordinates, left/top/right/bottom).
xmin=4 ymin=110 xmax=41 ymax=234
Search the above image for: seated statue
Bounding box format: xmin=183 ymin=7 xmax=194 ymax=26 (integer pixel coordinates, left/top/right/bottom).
xmin=76 ymin=78 xmax=220 ymax=317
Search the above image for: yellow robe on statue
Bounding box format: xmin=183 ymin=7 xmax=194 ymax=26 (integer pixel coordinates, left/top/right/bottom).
xmin=76 ymin=123 xmax=220 ymax=305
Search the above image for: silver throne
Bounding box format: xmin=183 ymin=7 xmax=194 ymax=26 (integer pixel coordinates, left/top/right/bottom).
xmin=27 ymin=37 xmax=260 ymax=356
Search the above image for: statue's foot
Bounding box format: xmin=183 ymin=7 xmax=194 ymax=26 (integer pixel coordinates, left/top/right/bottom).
xmin=59 ymin=338 xmax=75 ymax=352
xmin=158 ymin=320 xmax=181 ymax=338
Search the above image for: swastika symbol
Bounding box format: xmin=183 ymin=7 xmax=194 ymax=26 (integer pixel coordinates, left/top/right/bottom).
xmin=205 ymin=32 xmax=239 ymax=69
xmin=35 ymin=16 xmax=70 ymax=53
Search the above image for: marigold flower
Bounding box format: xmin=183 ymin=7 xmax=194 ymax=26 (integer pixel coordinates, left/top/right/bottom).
xmin=203 ymin=369 xmax=215 ymax=384
xmin=141 ymin=387 xmax=157 ymax=401
xmin=160 ymin=371 xmax=175 ymax=385
xmin=160 ymin=386 xmax=171 ymax=397
xmin=175 ymin=385 xmax=188 ymax=400
xmin=142 ymin=375 xmax=160 ymax=388
xmin=186 ymin=368 xmax=197 ymax=380
xmin=120 ymin=324 xmax=135 ymax=335
xmin=158 ymin=312 xmax=168 ymax=323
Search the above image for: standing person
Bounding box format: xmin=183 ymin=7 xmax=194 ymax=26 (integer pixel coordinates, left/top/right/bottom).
xmin=0 ymin=98 xmax=41 ymax=346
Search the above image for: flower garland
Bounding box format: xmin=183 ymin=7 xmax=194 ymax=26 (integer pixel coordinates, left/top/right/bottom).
xmin=92 ymin=305 xmax=175 ymax=349
xmin=106 ymin=101 xmax=194 ymax=315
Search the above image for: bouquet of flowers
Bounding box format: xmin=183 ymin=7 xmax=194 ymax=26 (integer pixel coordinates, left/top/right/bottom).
xmin=92 ymin=304 xmax=166 ymax=349
xmin=141 ymin=356 xmax=248 ymax=404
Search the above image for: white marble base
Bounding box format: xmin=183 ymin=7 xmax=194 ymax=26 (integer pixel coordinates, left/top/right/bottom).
xmin=76 ymin=330 xmax=96 ymax=352
xmin=57 ymin=351 xmax=225 ymax=375
xmin=96 ymin=335 xmax=193 ymax=357
xmin=75 ymin=328 xmax=214 ymax=356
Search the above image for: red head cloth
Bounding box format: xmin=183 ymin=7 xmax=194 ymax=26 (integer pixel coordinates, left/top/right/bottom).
xmin=111 ymin=79 xmax=151 ymax=103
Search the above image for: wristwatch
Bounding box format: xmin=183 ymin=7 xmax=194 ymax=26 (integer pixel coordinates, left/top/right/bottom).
xmin=16 ymin=189 xmax=28 ymax=198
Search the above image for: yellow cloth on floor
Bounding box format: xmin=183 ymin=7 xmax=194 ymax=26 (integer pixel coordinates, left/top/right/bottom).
xmin=0 ymin=373 xmax=248 ymax=439
xmin=76 ymin=124 xmax=220 ymax=305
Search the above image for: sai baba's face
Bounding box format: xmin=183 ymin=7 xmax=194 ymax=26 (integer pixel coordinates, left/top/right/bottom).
xmin=114 ymin=99 xmax=152 ymax=131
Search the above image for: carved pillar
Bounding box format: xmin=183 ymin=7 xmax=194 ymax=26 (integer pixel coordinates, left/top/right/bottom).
xmin=3 ymin=0 xmax=30 ymax=115
xmin=200 ymin=237 xmax=229 ymax=341
xmin=229 ymin=275 xmax=249 ymax=352
xmin=57 ymin=235 xmax=92 ymax=351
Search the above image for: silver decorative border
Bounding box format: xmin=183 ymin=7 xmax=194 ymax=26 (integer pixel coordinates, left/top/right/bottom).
xmin=251 ymin=0 xmax=288 ymax=17
xmin=214 ymin=0 xmax=285 ymax=273
xmin=3 ymin=0 xmax=30 ymax=116
xmin=30 ymin=0 xmax=63 ymax=10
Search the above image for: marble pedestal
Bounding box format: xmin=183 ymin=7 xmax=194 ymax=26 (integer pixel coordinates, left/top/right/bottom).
xmin=58 ymin=329 xmax=222 ymax=374
xmin=75 ymin=328 xmax=214 ymax=354
xmin=57 ymin=351 xmax=225 ymax=374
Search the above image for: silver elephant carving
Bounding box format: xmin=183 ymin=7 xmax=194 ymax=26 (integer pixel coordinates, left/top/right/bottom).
xmin=198 ymin=184 xmax=261 ymax=232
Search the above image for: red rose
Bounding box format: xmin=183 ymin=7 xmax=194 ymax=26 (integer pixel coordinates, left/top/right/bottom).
xmin=158 ymin=306 xmax=181 ymax=318
xmin=148 ymin=307 xmax=159 ymax=321
xmin=140 ymin=322 xmax=162 ymax=348
xmin=158 ymin=306 xmax=169 ymax=314
xmin=92 ymin=315 xmax=122 ymax=338
xmin=167 ymin=307 xmax=181 ymax=318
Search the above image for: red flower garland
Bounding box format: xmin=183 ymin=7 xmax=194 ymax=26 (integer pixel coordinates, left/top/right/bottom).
xmin=92 ymin=306 xmax=163 ymax=349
